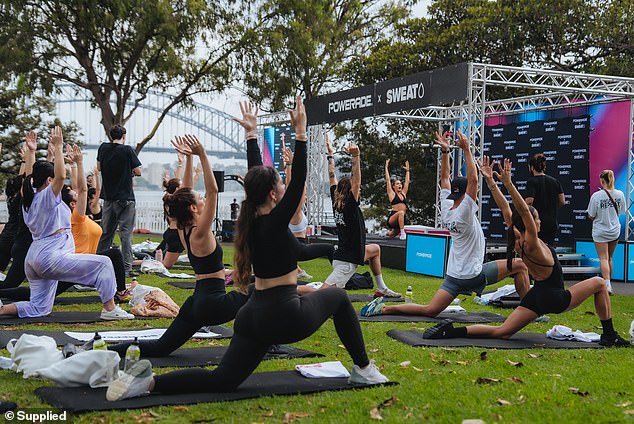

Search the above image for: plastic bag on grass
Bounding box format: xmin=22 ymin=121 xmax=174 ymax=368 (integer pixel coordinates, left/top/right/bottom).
xmin=129 ymin=283 xmax=180 ymax=318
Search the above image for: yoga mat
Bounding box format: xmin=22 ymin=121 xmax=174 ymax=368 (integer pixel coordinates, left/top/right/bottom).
xmin=347 ymin=294 xmax=404 ymax=303
xmin=489 ymin=299 xmax=521 ymax=309
xmin=36 ymin=370 xmax=397 ymax=412
xmin=0 ymin=312 xmax=156 ymax=325
xmin=387 ymin=329 xmax=605 ymax=349
xmin=358 ymin=311 xmax=507 ymax=323
xmin=167 ymin=281 xmax=196 ymax=289
xmin=0 ymin=326 xmax=234 ymax=348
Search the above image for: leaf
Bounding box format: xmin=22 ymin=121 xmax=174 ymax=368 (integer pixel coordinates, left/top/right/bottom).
xmin=283 ymin=412 xmax=311 ymax=423
xmin=569 ymin=387 xmax=590 ymax=396
xmin=370 ymin=407 xmax=383 ymax=420
xmin=528 ymin=353 xmax=541 ymax=358
xmin=509 ymin=377 xmax=524 ymax=384
xmin=624 ymin=410 xmax=634 ymax=415
xmin=497 ymin=399 xmax=512 ymax=406
xmin=480 ymin=351 xmax=488 ymax=361
xmin=506 ymin=359 xmax=523 ymax=367
xmin=412 ymin=366 xmax=424 ymax=372
xmin=173 ymin=406 xmax=189 ymax=412
xmin=370 ymin=348 xmax=379 ymax=353
xmin=476 ymin=377 xmax=501 ymax=385
xmin=617 ymin=401 xmax=632 ymax=407
xmin=380 ymin=396 xmax=399 ymax=407
xmin=456 ymin=361 xmax=470 ymax=366
xmin=261 ymin=410 xmax=274 ymax=417
xmin=462 ymin=420 xmax=486 ymax=424
xmin=400 ymin=361 xmax=411 ymax=367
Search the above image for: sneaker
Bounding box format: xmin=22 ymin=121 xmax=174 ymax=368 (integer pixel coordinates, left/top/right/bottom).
xmin=114 ymin=289 xmax=132 ymax=303
xmin=101 ymin=305 xmax=135 ymax=320
xmin=599 ymin=333 xmax=631 ymax=347
xmin=534 ymin=315 xmax=550 ymax=323
xmin=423 ymin=319 xmax=455 ymax=339
xmin=399 ymin=231 xmax=407 ymax=240
xmin=606 ymin=280 xmax=613 ymax=295
xmin=348 ymin=359 xmax=389 ymax=385
xmin=72 ymin=284 xmax=96 ymax=292
xmin=360 ymin=297 xmax=385 ymax=317
xmin=125 ymin=270 xmax=139 ymax=278
xmin=375 ymin=287 xmax=402 ymax=298
xmin=106 ymin=359 xmax=154 ymax=401
xmin=297 ymin=270 xmax=313 ymax=279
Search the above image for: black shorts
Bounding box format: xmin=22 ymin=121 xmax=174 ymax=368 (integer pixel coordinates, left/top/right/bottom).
xmin=386 ymin=210 xmax=399 ymax=229
xmin=163 ymin=228 xmax=185 ymax=253
xmin=519 ymin=285 xmax=571 ymax=315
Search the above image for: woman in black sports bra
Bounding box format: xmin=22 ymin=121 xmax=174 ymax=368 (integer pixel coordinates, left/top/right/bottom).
xmin=424 ymin=158 xmax=629 ymax=347
xmin=385 ymin=159 xmax=409 ymax=239
xmin=108 ymin=134 xmax=248 ymax=358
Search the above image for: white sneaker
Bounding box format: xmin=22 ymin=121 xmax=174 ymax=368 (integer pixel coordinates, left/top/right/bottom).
xmin=297 ymin=270 xmax=313 ymax=280
xmin=106 ymin=359 xmax=153 ymax=401
xmin=101 ymin=305 xmax=135 ymax=320
xmin=399 ymin=231 xmax=407 ymax=240
xmin=348 ymin=359 xmax=389 ymax=385
xmin=73 ymin=284 xmax=96 ymax=292
xmin=375 ymin=287 xmax=402 ymax=298
xmin=606 ymin=280 xmax=613 ymax=295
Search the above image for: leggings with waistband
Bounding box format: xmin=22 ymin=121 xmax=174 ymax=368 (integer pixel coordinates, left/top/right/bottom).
xmin=109 ymin=278 xmax=248 ymax=357
xmin=152 ymin=285 xmax=369 ymax=393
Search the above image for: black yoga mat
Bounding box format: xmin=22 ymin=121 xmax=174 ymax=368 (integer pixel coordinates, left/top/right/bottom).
xmin=489 ymin=299 xmax=522 ymax=309
xmin=358 ymin=311 xmax=506 ymax=323
xmin=166 ymin=281 xmax=197 ymax=289
xmin=36 ymin=370 xmax=397 ymax=412
xmin=387 ymin=329 xmax=605 ymax=349
xmin=0 ymin=312 xmax=156 ymax=325
xmin=347 ymin=294 xmax=404 ymax=303
xmin=0 ymin=326 xmax=234 ymax=348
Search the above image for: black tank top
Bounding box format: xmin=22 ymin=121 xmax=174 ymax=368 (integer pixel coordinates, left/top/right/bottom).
xmin=183 ymin=226 xmax=223 ymax=274
xmin=521 ymin=243 xmax=563 ymax=288
xmin=390 ymin=194 xmax=408 ymax=206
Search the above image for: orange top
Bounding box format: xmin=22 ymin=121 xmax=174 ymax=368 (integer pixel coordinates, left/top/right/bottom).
xmin=71 ymin=209 xmax=102 ymax=254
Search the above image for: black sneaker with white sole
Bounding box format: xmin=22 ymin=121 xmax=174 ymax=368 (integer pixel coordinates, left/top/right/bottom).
xmin=423 ymin=319 xmax=455 ymax=339
xmin=599 ymin=333 xmax=631 ymax=347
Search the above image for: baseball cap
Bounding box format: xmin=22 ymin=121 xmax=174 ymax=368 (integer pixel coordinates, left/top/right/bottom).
xmin=447 ymin=176 xmax=467 ymax=200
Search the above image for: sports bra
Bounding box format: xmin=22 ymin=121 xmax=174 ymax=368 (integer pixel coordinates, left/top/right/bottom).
xmin=520 ymin=243 xmax=563 ymax=287
xmin=288 ymin=213 xmax=308 ymax=233
xmin=390 ymin=194 xmax=408 ymax=206
xmin=183 ymin=226 xmax=224 ymax=274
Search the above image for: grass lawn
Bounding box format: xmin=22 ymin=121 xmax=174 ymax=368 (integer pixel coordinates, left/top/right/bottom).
xmin=1 ymin=234 xmax=633 ymax=423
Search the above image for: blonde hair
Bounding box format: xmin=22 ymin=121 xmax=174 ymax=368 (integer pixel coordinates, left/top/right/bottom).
xmin=600 ymin=170 xmax=615 ymax=190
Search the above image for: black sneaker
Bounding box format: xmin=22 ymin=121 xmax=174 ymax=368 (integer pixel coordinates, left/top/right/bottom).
xmin=599 ymin=333 xmax=631 ymax=347
xmin=423 ymin=319 xmax=455 ymax=339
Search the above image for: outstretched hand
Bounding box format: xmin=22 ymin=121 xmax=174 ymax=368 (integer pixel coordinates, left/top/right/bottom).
xmin=477 ymin=155 xmax=499 ymax=181
xmin=282 ymin=146 xmax=293 ymax=167
xmin=171 ymin=136 xmax=192 ymax=156
xmin=289 ymin=96 xmax=307 ymax=134
xmin=385 ymin=159 xmax=390 ymax=169
xmin=402 ymin=160 xmax=410 ymax=172
xmin=434 ymin=130 xmax=450 ymax=151
xmin=233 ymin=101 xmax=259 ymax=134
xmin=497 ymin=158 xmax=513 ymax=186
xmin=345 ymin=143 xmax=360 ymax=157
xmin=183 ymin=135 xmax=205 ymax=156
xmin=455 ymin=130 xmax=469 ymax=151
xmin=326 ymin=134 xmax=333 ymax=156
xmin=49 ymin=126 xmax=63 ymax=147
xmin=25 ymin=131 xmax=37 ymax=151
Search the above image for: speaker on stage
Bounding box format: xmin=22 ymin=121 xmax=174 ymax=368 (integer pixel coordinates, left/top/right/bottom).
xmin=213 ymin=170 xmax=225 ymax=193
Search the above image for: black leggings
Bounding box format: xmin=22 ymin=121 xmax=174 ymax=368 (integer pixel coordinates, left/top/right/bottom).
xmin=298 ymin=243 xmax=334 ymax=264
xmin=153 ymin=285 xmax=368 ymax=394
xmin=109 ymin=278 xmax=248 ymax=357
xmin=0 ymin=248 xmax=125 ymax=300
xmin=0 ymin=238 xmax=31 ymax=290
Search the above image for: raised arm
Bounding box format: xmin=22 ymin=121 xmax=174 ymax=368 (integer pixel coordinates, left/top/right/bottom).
xmin=67 ymin=144 xmax=78 ymax=190
xmin=479 ymin=155 xmax=512 ymax=226
xmin=193 ymin=164 xmax=202 ymax=188
xmin=347 ymin=143 xmax=361 ymax=202
xmin=91 ymin=164 xmax=101 ymax=211
xmin=70 ymin=145 xmax=87 ymax=216
xmin=326 ymin=134 xmax=337 ymax=186
xmin=175 ymin=152 xmax=184 ymax=180
xmin=172 ymin=136 xmax=194 ymax=188
xmin=498 ymin=158 xmax=538 ymax=241
xmin=456 ymin=130 xmax=478 ymax=201
xmin=185 ymin=135 xmax=218 ymax=231
xmin=402 ymin=160 xmax=410 ymax=196
xmin=385 ymin=159 xmax=395 ymax=201
xmin=233 ymin=101 xmax=261 ymax=168
xmin=50 ymin=126 xmax=65 ymax=196
xmin=434 ymin=131 xmax=451 ymax=190
xmin=23 ymin=131 xmax=37 ymax=175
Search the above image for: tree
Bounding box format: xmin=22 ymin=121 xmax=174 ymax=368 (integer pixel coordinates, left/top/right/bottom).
xmin=241 ymin=0 xmax=410 ymax=110
xmin=0 ymin=0 xmax=253 ymax=153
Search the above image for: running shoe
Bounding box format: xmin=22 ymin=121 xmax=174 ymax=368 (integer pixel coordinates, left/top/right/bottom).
xmin=423 ymin=319 xmax=455 ymax=339
xmin=101 ymin=305 xmax=135 ymax=320
xmin=348 ymin=359 xmax=389 ymax=385
xmin=375 ymin=287 xmax=402 ymax=298
xmin=599 ymin=333 xmax=631 ymax=347
xmin=606 ymin=280 xmax=613 ymax=295
xmin=534 ymin=315 xmax=550 ymax=323
xmin=114 ymin=289 xmax=132 ymax=303
xmin=399 ymin=231 xmax=407 ymax=240
xmin=106 ymin=359 xmax=154 ymax=401
xmin=297 ymin=270 xmax=313 ymax=279
xmin=360 ymin=297 xmax=385 ymax=317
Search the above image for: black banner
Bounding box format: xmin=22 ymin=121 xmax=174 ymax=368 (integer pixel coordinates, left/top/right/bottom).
xmin=306 ymin=63 xmax=469 ymax=125
xmin=480 ymin=115 xmax=591 ymax=246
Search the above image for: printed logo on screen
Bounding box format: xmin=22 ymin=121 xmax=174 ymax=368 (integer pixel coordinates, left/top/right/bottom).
xmin=386 ymin=83 xmax=425 ymax=105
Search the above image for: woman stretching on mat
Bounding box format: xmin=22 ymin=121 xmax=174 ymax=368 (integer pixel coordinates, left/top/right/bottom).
xmin=423 ymin=157 xmax=630 ymax=347
xmin=0 ymin=127 xmax=132 ymax=320
xmin=385 ymin=158 xmax=410 ymax=240
xmin=154 ymin=176 xmax=186 ymax=269
xmin=108 ymin=134 xmax=249 ymax=358
xmin=360 ymin=132 xmax=529 ymax=318
xmin=106 ymin=97 xmax=387 ymax=401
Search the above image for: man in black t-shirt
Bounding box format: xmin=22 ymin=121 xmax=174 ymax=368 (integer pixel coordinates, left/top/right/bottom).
xmin=230 ymin=198 xmax=239 ymax=220
xmin=96 ymin=125 xmax=142 ymax=275
xmin=524 ymin=153 xmax=565 ymax=246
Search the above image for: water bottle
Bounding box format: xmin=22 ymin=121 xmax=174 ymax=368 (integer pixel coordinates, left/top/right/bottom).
xmin=124 ymin=337 xmax=141 ymax=372
xmin=155 ymin=249 xmax=163 ymax=262
xmin=92 ymin=332 xmax=106 ymax=350
xmin=405 ymin=285 xmax=413 ymax=303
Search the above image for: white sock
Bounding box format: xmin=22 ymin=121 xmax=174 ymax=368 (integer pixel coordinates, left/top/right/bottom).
xmin=375 ymin=274 xmax=387 ymax=291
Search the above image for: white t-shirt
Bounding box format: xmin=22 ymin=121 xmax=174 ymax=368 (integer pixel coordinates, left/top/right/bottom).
xmin=587 ymin=189 xmax=625 ymax=243
xmin=440 ymin=188 xmax=485 ymax=279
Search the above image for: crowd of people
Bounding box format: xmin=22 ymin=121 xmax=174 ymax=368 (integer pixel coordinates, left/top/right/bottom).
xmin=0 ymin=97 xmax=629 ymax=403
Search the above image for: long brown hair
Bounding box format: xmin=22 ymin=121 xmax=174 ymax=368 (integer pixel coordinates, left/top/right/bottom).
xmin=234 ymin=166 xmax=279 ymax=292
xmin=506 ymin=206 xmax=537 ymax=271
xmin=163 ymin=188 xmax=197 ymax=230
xmin=334 ymin=176 xmax=352 ymax=211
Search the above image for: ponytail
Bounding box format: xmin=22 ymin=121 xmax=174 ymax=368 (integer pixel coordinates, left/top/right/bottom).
xmin=162 ymin=188 xmax=196 ymax=229
xmin=529 ymin=153 xmax=547 ymax=173
xmin=506 ymin=225 xmax=516 ymax=272
xmin=234 ymin=199 xmax=257 ymax=293
xmin=600 ymin=170 xmax=615 ymax=190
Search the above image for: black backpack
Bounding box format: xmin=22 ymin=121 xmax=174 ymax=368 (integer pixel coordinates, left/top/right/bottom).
xmin=344 ymin=272 xmax=374 ymax=290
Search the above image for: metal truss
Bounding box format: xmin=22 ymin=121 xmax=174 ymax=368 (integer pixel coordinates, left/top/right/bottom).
xmin=628 ymin=99 xmax=634 ymax=241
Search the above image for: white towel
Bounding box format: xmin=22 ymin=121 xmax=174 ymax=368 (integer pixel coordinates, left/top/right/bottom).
xmin=546 ymin=325 xmax=600 ymax=343
xmin=295 ymin=361 xmax=350 ymax=378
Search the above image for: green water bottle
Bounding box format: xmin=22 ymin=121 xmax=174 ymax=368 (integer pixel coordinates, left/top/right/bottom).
xmin=124 ymin=337 xmax=141 ymax=372
xmin=405 ymin=285 xmax=413 ymax=303
xmin=92 ymin=332 xmax=106 ymax=350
